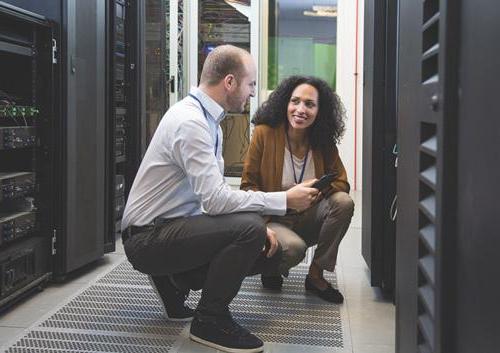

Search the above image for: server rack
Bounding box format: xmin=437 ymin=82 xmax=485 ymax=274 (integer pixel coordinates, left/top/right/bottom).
xmin=1 ymin=0 xmax=146 ymax=286
xmin=108 ymin=0 xmax=127 ymax=244
xmin=107 ymin=0 xmax=143 ymax=244
xmin=107 ymin=0 xmax=127 ymax=248
xmin=0 ymin=2 xmax=55 ymax=305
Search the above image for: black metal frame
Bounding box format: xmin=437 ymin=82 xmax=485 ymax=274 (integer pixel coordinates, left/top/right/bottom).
xmin=104 ymin=0 xmax=116 ymax=253
xmin=361 ymin=0 xmax=398 ymax=296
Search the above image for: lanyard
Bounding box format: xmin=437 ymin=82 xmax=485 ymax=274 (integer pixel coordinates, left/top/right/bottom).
xmin=188 ymin=93 xmax=219 ymax=156
xmin=286 ymin=132 xmax=309 ymax=184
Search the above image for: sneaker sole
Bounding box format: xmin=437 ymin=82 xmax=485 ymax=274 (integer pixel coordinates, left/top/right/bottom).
xmin=164 ymin=315 xmax=193 ymax=322
xmin=147 ymin=276 xmax=193 ymax=322
xmin=190 ymin=333 xmax=264 ymax=353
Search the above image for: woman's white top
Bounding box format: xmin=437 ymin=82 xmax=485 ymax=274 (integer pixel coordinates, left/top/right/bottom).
xmin=281 ymin=147 xmax=315 ymax=190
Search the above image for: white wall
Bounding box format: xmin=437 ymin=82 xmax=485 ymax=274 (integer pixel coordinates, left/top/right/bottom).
xmin=336 ymin=0 xmax=364 ymax=190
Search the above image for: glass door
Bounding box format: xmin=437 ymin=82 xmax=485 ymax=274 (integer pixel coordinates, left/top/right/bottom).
xmin=266 ymin=0 xmax=338 ymax=92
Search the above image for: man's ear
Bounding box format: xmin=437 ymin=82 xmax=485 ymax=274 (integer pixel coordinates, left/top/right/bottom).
xmin=223 ymin=74 xmax=236 ymax=91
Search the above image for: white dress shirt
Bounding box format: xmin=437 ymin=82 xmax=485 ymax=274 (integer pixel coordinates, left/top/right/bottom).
xmin=121 ymin=87 xmax=287 ymax=230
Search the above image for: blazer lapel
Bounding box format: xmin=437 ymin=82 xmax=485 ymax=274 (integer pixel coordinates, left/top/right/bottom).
xmin=312 ymin=149 xmax=325 ymax=178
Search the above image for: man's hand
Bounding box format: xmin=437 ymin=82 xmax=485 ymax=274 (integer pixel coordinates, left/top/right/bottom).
xmin=285 ymin=179 xmax=320 ymax=211
xmin=264 ymin=227 xmax=279 ymax=258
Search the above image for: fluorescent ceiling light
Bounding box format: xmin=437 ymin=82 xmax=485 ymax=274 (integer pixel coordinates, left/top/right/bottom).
xmin=304 ymin=5 xmax=337 ymax=18
xmin=224 ymin=0 xmax=251 ymax=19
xmin=224 ymin=0 xmax=250 ymax=5
xmin=312 ymin=5 xmax=337 ymax=12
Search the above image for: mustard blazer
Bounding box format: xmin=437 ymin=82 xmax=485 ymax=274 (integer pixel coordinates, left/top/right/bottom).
xmin=240 ymin=124 xmax=350 ymax=195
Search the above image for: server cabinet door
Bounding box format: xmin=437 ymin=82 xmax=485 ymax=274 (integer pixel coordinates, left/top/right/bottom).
xmin=361 ymin=0 xmax=398 ymax=295
xmin=57 ymin=0 xmax=106 ymax=274
xmin=395 ymin=1 xmax=422 ymax=350
xmin=396 ymin=0 xmax=461 ymax=352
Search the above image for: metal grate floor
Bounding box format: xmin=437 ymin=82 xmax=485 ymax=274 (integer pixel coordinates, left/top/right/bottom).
xmin=2 ymin=258 xmax=351 ymax=353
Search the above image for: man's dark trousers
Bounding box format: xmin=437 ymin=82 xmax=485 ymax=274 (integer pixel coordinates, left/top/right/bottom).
xmin=123 ymin=212 xmax=281 ymax=316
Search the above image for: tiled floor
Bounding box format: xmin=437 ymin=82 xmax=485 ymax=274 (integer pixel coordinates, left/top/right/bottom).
xmin=0 ymin=191 xmax=395 ymax=353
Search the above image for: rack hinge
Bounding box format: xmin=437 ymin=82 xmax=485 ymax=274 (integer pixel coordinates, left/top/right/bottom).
xmin=51 ymin=229 xmax=57 ymax=255
xmin=52 ymin=39 xmax=58 ymax=64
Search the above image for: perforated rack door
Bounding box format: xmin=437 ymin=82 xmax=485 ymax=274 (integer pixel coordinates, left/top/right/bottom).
xmin=397 ymin=0 xmax=460 ymax=352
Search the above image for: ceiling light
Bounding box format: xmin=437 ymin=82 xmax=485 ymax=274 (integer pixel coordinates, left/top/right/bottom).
xmin=224 ymin=0 xmax=251 ymax=18
xmin=304 ymin=5 xmax=337 ymax=18
xmin=312 ymin=5 xmax=337 ymax=12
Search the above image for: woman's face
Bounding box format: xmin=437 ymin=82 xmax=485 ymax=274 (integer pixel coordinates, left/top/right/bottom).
xmin=287 ymin=83 xmax=319 ymax=131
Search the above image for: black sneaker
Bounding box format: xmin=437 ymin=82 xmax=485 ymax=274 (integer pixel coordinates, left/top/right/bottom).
xmin=260 ymin=274 xmax=283 ymax=291
xmin=148 ymin=275 xmax=194 ymax=321
xmin=190 ymin=312 xmax=264 ymax=353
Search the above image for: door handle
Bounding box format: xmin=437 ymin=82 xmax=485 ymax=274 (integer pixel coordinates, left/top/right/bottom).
xmin=71 ymin=55 xmax=76 ymax=74
xmin=169 ymin=76 xmax=175 ymax=93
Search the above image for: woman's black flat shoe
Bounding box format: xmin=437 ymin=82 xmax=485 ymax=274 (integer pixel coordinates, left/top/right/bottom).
xmin=305 ymin=275 xmax=344 ymax=304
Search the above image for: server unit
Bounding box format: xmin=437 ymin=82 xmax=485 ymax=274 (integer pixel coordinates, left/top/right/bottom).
xmin=0 ymin=1 xmax=55 ymax=305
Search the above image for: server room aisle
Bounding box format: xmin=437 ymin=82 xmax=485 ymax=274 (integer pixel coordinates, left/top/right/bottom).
xmin=0 ymin=191 xmax=395 ymax=353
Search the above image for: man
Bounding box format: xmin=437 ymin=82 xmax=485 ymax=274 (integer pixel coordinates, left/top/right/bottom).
xmin=121 ymin=45 xmax=318 ymax=353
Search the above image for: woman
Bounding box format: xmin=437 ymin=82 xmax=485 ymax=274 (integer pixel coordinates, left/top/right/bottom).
xmin=241 ymin=76 xmax=354 ymax=303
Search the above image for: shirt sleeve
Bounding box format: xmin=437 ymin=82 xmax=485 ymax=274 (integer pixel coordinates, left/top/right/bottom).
xmin=171 ymin=118 xmax=286 ymax=216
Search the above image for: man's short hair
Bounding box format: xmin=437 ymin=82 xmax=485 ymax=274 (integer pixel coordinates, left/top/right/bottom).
xmin=200 ymin=45 xmax=249 ymax=86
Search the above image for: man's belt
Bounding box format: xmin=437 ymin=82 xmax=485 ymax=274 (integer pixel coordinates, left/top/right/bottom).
xmin=122 ymin=217 xmax=177 ymax=242
xmin=122 ymin=224 xmax=154 ymax=242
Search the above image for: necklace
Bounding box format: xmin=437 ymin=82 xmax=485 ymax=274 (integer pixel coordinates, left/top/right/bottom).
xmin=286 ymin=132 xmax=309 ymax=184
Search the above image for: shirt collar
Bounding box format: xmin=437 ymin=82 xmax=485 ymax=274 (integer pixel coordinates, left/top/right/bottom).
xmin=189 ymin=87 xmax=226 ymax=124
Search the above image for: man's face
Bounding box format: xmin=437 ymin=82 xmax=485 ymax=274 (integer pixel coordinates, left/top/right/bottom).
xmin=227 ymin=56 xmax=256 ymax=113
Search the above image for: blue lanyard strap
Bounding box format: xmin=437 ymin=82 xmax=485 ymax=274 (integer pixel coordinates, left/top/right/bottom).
xmin=188 ymin=93 xmax=219 ymax=156
xmin=286 ymin=132 xmax=309 ymax=184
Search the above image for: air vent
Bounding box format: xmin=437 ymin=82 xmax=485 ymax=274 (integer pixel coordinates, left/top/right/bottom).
xmin=417 ymin=115 xmax=439 ymax=351
xmin=421 ymin=0 xmax=440 ymax=84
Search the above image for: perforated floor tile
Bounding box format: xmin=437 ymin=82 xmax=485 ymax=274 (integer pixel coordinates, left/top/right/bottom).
xmin=2 ymin=259 xmax=351 ymax=353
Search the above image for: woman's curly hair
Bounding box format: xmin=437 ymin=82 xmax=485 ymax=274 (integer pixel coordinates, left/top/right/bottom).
xmin=252 ymin=75 xmax=346 ymax=152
